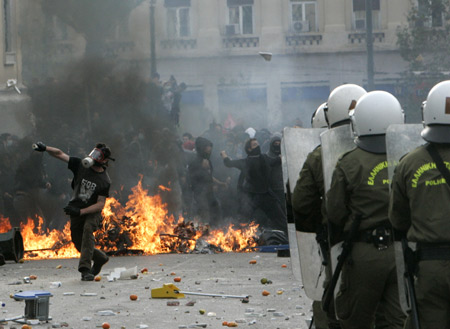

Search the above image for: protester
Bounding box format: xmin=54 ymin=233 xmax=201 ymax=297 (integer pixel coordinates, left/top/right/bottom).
xmin=33 ymin=141 xmax=112 ymax=281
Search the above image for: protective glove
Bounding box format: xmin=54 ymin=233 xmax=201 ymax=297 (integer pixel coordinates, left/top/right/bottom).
xmin=64 ymin=205 xmax=81 ymax=217
xmin=33 ymin=142 xmax=47 ymax=152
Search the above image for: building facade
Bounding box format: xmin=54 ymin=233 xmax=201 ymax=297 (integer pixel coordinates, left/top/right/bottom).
xmin=0 ymin=0 xmax=31 ymax=137
xmin=24 ymin=0 xmax=418 ymax=134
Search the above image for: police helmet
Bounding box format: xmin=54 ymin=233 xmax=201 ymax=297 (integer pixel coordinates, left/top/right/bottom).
xmin=421 ymin=80 xmax=450 ymax=143
xmin=311 ymin=103 xmax=328 ymax=128
xmin=351 ymin=91 xmax=404 ymax=153
xmin=325 ymin=84 xmax=367 ymax=128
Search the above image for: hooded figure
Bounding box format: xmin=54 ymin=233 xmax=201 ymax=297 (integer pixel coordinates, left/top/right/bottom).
xmin=266 ymin=134 xmax=285 ymax=208
xmin=188 ymin=137 xmax=221 ymax=227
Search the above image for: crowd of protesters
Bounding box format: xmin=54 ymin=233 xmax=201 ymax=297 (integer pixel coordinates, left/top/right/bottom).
xmin=0 ymin=63 xmax=290 ymax=240
xmin=179 ymin=122 xmax=288 ymax=235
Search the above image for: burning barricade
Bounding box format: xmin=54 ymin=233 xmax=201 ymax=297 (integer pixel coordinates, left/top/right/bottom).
xmin=0 ymin=180 xmax=260 ymax=261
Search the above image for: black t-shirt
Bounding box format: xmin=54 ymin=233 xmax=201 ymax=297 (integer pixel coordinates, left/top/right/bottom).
xmin=68 ymin=157 xmax=111 ymax=209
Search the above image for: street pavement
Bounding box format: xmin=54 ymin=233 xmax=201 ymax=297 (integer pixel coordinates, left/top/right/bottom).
xmin=0 ymin=252 xmax=312 ymax=329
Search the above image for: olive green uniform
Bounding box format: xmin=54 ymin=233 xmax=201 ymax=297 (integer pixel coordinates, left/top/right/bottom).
xmin=292 ymin=145 xmax=338 ymax=329
xmin=292 ymin=145 xmax=326 ymax=230
xmin=389 ymin=143 xmax=450 ymax=329
xmin=327 ymin=147 xmax=405 ymax=329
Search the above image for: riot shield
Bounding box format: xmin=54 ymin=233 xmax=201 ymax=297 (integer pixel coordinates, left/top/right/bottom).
xmin=320 ymin=124 xmax=356 ymax=310
xmin=282 ymin=127 xmax=326 ymax=300
xmin=386 ymin=124 xmax=424 ymax=316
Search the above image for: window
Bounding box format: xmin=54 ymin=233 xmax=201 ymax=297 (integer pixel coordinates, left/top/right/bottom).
xmin=352 ymin=0 xmax=380 ymax=30
xmin=417 ymin=0 xmax=444 ymax=28
xmin=165 ymin=0 xmax=191 ymax=38
xmin=166 ymin=7 xmax=190 ymax=37
xmin=227 ymin=0 xmax=254 ymax=35
xmin=290 ymin=0 xmax=317 ymax=33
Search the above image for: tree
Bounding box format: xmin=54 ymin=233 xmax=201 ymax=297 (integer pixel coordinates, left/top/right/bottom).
xmin=40 ymin=0 xmax=143 ymax=57
xmin=396 ymin=0 xmax=450 ymax=121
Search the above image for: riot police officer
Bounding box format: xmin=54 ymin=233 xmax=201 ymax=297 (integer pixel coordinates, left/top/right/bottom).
xmin=327 ymin=91 xmax=406 ymax=328
xmin=389 ymin=80 xmax=450 ymax=328
xmin=292 ymin=84 xmax=366 ymax=329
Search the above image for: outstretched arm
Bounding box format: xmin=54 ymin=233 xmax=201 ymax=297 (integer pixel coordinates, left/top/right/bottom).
xmin=34 ymin=142 xmax=69 ymax=163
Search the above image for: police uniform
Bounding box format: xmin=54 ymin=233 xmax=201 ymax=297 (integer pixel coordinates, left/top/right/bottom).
xmin=292 ymin=144 xmax=339 ymax=329
xmin=327 ymin=147 xmax=405 ymax=329
xmin=389 ymin=143 xmax=450 ymax=328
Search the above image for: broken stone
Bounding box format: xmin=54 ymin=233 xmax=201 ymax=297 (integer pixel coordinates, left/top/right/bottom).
xmin=248 ymin=320 xmax=257 ymax=325
xmin=167 ymin=301 xmax=180 ymax=306
xmin=82 ymin=317 xmax=92 ymax=321
xmin=206 ymin=312 xmax=216 ymax=317
xmin=137 ymin=325 xmax=149 ymax=329
xmin=245 ymin=308 xmax=254 ymax=313
xmin=185 ymin=301 xmax=196 ymax=306
xmin=98 ymin=310 xmax=116 ymax=316
xmin=267 ymin=309 xmax=276 ymax=312
xmin=235 ymin=319 xmax=246 ymax=323
xmin=80 ymin=293 xmax=97 ymax=297
xmin=273 ymin=312 xmax=285 ymax=317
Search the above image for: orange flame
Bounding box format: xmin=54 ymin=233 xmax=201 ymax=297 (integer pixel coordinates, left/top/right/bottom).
xmin=158 ymin=185 xmax=171 ymax=192
xmin=0 ymin=179 xmax=259 ymax=260
xmin=0 ymin=215 xmax=12 ymax=233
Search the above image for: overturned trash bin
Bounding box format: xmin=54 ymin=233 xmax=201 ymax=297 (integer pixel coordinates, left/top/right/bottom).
xmin=0 ymin=227 xmax=24 ymax=263
xmin=14 ymin=290 xmax=53 ymax=322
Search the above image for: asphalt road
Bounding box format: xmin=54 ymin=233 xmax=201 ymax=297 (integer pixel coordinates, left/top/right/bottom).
xmin=0 ymin=252 xmax=312 ymax=329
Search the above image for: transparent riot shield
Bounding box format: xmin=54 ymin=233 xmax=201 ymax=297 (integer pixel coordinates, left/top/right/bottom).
xmin=386 ymin=124 xmax=424 ymax=316
xmin=282 ymin=127 xmax=326 ymax=300
xmin=320 ymin=124 xmax=356 ymax=308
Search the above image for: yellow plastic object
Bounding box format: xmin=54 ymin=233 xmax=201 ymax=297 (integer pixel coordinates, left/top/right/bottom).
xmin=151 ymin=284 xmax=185 ymax=299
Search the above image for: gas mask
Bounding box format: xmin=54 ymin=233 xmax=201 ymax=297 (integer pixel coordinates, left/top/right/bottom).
xmin=82 ymin=148 xmax=108 ymax=168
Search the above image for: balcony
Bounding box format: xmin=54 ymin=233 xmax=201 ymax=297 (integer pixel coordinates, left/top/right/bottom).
xmin=103 ymin=41 xmax=135 ymax=58
xmin=348 ymin=32 xmax=385 ymax=44
xmin=286 ymin=34 xmax=322 ymax=46
xmin=222 ymin=36 xmax=259 ymax=48
xmin=160 ymin=38 xmax=197 ymax=50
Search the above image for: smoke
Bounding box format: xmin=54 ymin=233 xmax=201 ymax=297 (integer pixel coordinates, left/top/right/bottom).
xmin=22 ymin=59 xmax=183 ymax=226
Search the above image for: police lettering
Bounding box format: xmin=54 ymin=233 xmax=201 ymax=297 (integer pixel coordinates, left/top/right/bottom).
xmin=367 ymin=161 xmax=388 ymax=186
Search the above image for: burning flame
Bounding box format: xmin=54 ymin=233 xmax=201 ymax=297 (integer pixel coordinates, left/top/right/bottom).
xmin=0 ymin=180 xmax=258 ymax=260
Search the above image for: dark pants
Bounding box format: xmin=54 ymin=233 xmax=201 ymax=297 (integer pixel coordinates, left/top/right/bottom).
xmin=193 ymin=187 xmax=222 ymax=228
xmin=335 ymin=243 xmax=405 ymax=329
xmin=247 ymin=191 xmax=287 ymax=233
xmin=70 ymin=212 xmax=108 ymax=272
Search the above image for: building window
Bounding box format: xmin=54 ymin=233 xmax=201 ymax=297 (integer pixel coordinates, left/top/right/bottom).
xmin=290 ymin=0 xmax=317 ymax=33
xmin=352 ymin=0 xmax=380 ymax=30
xmin=165 ymin=0 xmax=191 ymax=38
xmin=3 ymin=0 xmax=11 ymax=52
xmin=417 ymin=0 xmax=444 ymax=28
xmin=226 ymin=0 xmax=254 ymax=35
xmin=166 ymin=7 xmax=190 ymax=37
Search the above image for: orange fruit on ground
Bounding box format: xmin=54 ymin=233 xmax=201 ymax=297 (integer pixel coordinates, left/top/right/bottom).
xmin=29 ymin=275 xmax=37 ymax=280
xmin=222 ymin=321 xmax=228 ymax=326
xmin=227 ymin=322 xmax=238 ymax=327
xmin=249 ymin=260 xmax=257 ymax=264
xmin=130 ymin=294 xmax=138 ymax=300
xmin=281 ymin=264 xmax=287 ymax=268
xmin=94 ymin=276 xmax=101 ymax=281
xmin=102 ymin=322 xmax=111 ymax=329
xmin=21 ymin=325 xmax=31 ymax=329
xmin=262 ymin=290 xmax=270 ymax=296
xmin=170 ymin=272 xmax=176 ymax=275
xmin=141 ymin=268 xmax=148 ymax=273
xmin=174 ymin=277 xmax=182 ymax=282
